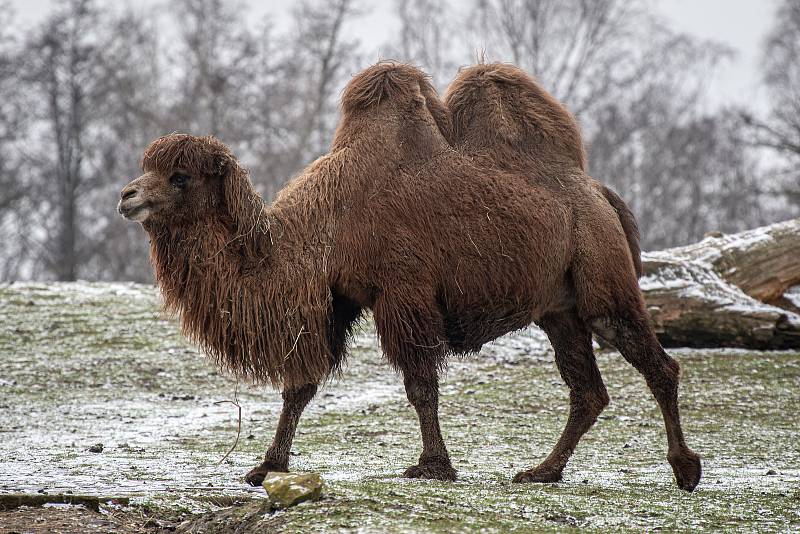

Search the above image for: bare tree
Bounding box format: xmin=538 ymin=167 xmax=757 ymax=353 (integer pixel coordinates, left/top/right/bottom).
xmin=84 ymin=8 xmax=166 ymax=281
xmin=469 ymin=0 xmax=746 ymax=249
xmin=741 ymin=0 xmax=800 ymax=206
xmin=12 ymin=1 xmax=162 ymax=281
xmin=0 ymin=2 xmax=24 ymax=213
xmin=468 ymin=0 xmax=650 ymax=117
xmin=20 ymin=0 xmax=111 ymax=281
xmin=385 ymin=0 xmax=456 ymax=87
xmin=583 ymin=32 xmax=748 ymax=248
xmin=288 ymin=0 xmax=361 ymax=163
xmin=469 ymin=0 xmax=731 ymax=121
xmin=0 ymin=2 xmax=36 ymax=279
xmin=744 ymin=0 xmax=800 ymax=157
xmin=237 ymin=21 xmax=299 ymax=197
xmin=244 ymin=0 xmax=362 ymax=198
xmin=169 ymin=0 xmax=257 ymax=143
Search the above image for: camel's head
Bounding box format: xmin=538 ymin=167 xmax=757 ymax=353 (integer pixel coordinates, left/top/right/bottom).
xmin=119 ymin=134 xmax=237 ymax=226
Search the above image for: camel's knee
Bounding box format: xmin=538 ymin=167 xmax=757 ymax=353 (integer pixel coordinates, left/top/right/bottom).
xmin=572 ymin=387 xmax=609 ymax=421
xmin=589 ymin=316 xmax=644 ymax=346
xmin=282 ymin=383 xmax=318 ymax=409
xmin=590 ymin=387 xmax=610 ymax=415
xmin=404 ymin=375 xmax=438 ymax=407
xmin=654 ymin=354 xmax=681 ymax=384
xmin=406 ymin=384 xmax=438 ymax=406
xmin=645 ymin=356 xmax=681 ymax=400
xmin=590 ymin=318 xmax=616 ymax=343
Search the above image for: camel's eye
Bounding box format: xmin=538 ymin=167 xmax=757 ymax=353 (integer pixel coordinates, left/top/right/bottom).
xmin=170 ymin=173 xmax=190 ymax=188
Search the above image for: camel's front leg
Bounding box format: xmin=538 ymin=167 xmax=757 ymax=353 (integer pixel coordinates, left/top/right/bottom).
xmin=401 ymin=364 xmax=457 ymax=481
xmin=245 ymin=383 xmax=317 ymax=486
xmin=372 ymin=289 xmax=455 ymax=481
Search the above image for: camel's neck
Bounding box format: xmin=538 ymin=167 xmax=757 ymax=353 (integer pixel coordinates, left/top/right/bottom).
xmin=152 ymin=206 xmax=272 ymax=335
xmin=147 ymin=192 xmax=277 ymax=377
xmin=145 ymin=176 xmax=334 ymax=388
xmin=150 ymin=210 xmax=275 ymax=299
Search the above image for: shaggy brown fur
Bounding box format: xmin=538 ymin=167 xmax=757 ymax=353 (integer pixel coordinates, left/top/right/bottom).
xmin=119 ymin=61 xmax=698 ymax=491
xmin=444 ymin=62 xmax=694 ymax=485
xmin=444 ymin=62 xmax=642 ymax=277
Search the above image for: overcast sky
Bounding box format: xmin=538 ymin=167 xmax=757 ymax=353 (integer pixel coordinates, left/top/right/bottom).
xmin=10 ymin=0 xmax=778 ymax=111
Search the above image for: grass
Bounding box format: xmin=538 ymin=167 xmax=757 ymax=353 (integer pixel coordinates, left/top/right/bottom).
xmin=1 ymin=282 xmax=799 ymax=532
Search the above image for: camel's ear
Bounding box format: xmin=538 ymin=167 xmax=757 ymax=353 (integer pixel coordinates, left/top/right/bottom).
xmin=219 ymin=153 xmax=256 ymax=224
xmin=214 ymin=153 xmax=231 ymax=179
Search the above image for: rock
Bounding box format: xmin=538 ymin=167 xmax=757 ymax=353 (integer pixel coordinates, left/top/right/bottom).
xmin=88 ymin=443 xmax=103 ymax=453
xmin=262 ymin=472 xmax=323 ymax=509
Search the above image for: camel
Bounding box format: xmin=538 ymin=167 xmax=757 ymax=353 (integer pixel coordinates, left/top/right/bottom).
xmin=118 ymin=62 xmax=701 ymax=491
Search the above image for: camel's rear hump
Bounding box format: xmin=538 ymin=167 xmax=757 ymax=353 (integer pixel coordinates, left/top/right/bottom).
xmin=444 ymin=63 xmax=586 ymax=170
xmin=444 ymin=63 xmax=642 ymax=282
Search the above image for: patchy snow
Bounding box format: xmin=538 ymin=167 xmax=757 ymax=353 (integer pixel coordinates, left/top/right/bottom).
xmin=784 ymin=285 xmax=800 ymax=308
xmin=664 ymin=222 xmax=785 ymax=268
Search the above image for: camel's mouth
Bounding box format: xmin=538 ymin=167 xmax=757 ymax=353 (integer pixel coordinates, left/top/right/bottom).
xmin=118 ymin=199 xmax=152 ymax=223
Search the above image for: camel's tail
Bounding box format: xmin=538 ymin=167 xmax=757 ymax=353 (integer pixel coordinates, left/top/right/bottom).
xmin=443 ymin=62 xmax=587 ymax=170
xmin=599 ymin=184 xmax=642 ymax=278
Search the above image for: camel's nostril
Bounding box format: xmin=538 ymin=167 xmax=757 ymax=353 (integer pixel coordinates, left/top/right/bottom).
xmin=121 ymin=188 xmax=138 ymax=201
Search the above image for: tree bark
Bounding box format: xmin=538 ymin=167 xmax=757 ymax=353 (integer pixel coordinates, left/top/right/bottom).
xmin=640 ymin=218 xmax=800 ymax=349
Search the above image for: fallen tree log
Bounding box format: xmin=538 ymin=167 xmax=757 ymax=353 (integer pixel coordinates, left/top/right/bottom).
xmin=640 ymin=219 xmax=800 ymax=350
xmin=662 ymin=219 xmax=800 ymax=308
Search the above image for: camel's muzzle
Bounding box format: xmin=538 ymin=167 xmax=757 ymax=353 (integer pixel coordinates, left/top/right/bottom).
xmin=118 ymin=186 xmax=151 ymax=223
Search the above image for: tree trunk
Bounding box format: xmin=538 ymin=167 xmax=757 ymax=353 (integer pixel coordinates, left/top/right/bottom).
xmin=640 ymin=219 xmax=800 ymax=350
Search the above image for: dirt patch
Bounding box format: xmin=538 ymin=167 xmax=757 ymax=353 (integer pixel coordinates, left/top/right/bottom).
xmin=0 ymin=504 xmax=171 ymax=534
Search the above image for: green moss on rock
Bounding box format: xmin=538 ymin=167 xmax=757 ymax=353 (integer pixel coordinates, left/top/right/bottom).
xmin=262 ymin=472 xmax=323 ymax=508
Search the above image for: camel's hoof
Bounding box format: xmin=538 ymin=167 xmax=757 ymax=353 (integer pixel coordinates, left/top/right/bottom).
xmin=669 ymin=449 xmax=702 ymax=492
xmin=403 ymin=459 xmax=457 ymax=481
xmin=512 ymin=466 xmax=563 ymax=484
xmin=244 ymin=459 xmax=288 ymax=487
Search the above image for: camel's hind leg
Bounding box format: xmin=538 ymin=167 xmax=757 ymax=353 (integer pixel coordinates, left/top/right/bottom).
xmin=513 ymin=309 xmax=609 ymax=483
xmin=592 ymin=316 xmax=701 ymax=491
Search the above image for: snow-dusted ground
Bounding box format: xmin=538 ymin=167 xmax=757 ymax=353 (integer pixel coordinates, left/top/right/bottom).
xmin=1 ymin=282 xmax=799 ymax=532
